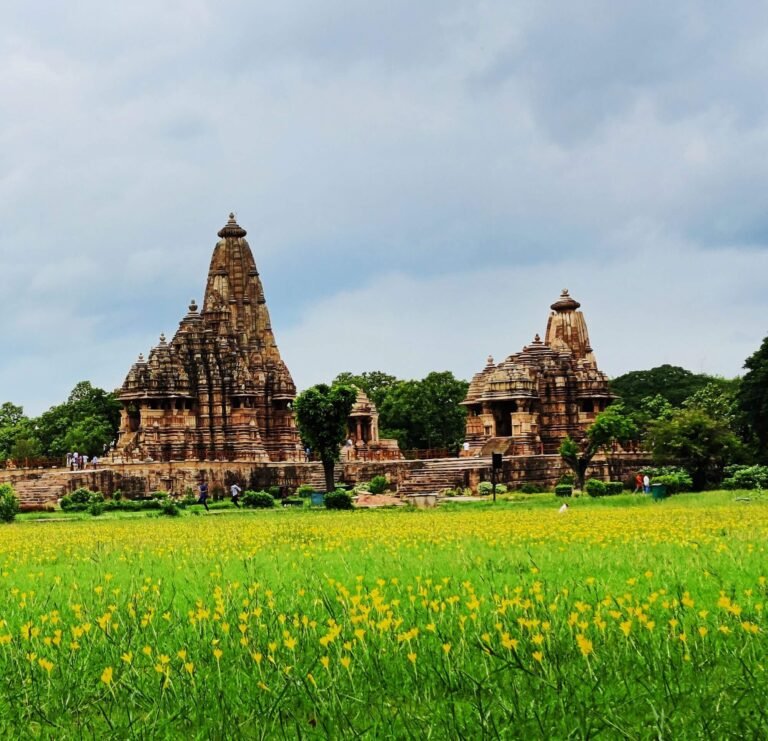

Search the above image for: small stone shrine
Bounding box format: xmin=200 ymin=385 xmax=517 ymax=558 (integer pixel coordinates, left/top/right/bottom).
xmin=462 ymin=290 xmax=613 ymax=456
xmin=343 ymin=387 xmax=402 ymax=460
xmin=115 ymin=214 xmax=302 ymax=462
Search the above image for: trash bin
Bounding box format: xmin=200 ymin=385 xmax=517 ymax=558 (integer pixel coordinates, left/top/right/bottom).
xmin=310 ymin=491 xmax=325 ymax=507
xmin=651 ymin=483 xmax=667 ymax=500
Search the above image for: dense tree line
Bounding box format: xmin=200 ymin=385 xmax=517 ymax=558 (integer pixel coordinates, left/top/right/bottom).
xmin=0 ymin=382 xmax=120 ymax=464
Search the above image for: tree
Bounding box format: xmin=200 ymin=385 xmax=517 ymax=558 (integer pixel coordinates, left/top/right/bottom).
xmin=332 ymin=371 xmax=399 ymax=409
xmin=739 ymin=336 xmax=768 ymax=459
xmin=0 ymin=403 xmax=23 ymax=428
xmin=378 ymin=372 xmax=469 ymax=452
xmin=559 ymin=403 xmax=638 ymax=490
xmin=294 ymin=384 xmax=357 ymax=493
xmin=646 ymin=408 xmax=742 ymax=490
xmin=610 ymin=365 xmax=730 ymax=411
xmin=35 ymin=381 xmax=120 ymax=457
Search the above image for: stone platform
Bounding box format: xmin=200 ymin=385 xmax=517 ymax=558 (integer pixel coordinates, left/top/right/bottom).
xmin=1 ymin=453 xmax=650 ymax=510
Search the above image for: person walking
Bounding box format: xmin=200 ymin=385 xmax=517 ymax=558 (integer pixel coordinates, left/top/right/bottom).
xmin=197 ymin=479 xmax=210 ymax=511
xmin=634 ymin=473 xmax=643 ymax=493
xmin=230 ymin=482 xmax=242 ymax=508
xmin=643 ymin=474 xmax=651 ymax=494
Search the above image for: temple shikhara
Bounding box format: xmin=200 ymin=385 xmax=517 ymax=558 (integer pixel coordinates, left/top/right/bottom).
xmin=115 ymin=214 xmax=302 ymax=462
xmin=462 ymin=290 xmax=613 ymax=456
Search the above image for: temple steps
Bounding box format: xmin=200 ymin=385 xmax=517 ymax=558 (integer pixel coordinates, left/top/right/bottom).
xmin=397 ymin=457 xmax=494 ymax=496
xmin=12 ymin=474 xmax=69 ymax=509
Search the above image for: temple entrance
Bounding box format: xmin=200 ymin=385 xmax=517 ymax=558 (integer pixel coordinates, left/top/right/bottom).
xmin=492 ymin=401 xmax=518 ymax=437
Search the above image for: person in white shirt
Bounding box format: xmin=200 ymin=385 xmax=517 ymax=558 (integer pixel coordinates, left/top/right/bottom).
xmin=230 ymin=483 xmax=242 ymax=508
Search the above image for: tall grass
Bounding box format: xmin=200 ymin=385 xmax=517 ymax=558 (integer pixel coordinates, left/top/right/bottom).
xmin=0 ymin=495 xmax=765 ymax=736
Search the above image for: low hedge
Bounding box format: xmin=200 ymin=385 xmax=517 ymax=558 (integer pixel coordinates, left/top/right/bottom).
xmin=585 ymin=479 xmax=607 ymax=497
xmin=241 ymin=490 xmax=275 ymax=508
xmin=324 ymin=490 xmax=354 ymax=510
xmin=555 ymin=484 xmax=573 ymax=497
xmin=605 ymin=482 xmax=624 ymax=496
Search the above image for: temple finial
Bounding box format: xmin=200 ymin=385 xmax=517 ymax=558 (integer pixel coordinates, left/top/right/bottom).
xmin=217 ymin=213 xmax=247 ymax=239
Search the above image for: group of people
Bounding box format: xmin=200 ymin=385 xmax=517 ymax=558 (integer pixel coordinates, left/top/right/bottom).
xmin=66 ymin=452 xmax=98 ymax=471
xmin=195 ymin=479 xmax=242 ymax=511
xmin=635 ymin=473 xmax=651 ymax=494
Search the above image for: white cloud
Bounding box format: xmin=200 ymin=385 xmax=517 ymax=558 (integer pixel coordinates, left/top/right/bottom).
xmin=1 ymin=1 xmax=768 ymax=414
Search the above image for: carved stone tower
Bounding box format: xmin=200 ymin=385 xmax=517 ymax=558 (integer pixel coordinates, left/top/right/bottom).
xmin=462 ymin=289 xmax=613 ymax=456
xmin=116 ymin=214 xmax=302 ymax=462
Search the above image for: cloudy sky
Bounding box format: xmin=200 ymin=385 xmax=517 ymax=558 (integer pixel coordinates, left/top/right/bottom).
xmin=2 ymin=1 xmax=767 ymax=414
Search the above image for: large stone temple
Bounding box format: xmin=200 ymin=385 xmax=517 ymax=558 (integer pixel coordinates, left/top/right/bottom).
xmin=115 ymin=214 xmax=302 ymax=462
xmin=462 ymin=290 xmax=614 ymax=456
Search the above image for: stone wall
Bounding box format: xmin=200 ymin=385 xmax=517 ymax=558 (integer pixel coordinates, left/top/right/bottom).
xmin=1 ymin=453 xmax=651 ymax=507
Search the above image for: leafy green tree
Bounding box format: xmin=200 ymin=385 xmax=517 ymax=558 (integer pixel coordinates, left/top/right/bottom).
xmin=62 ymin=416 xmax=114 ymax=458
xmin=646 ymin=408 xmax=742 ymax=490
xmin=35 ymin=382 xmax=120 ymax=457
xmin=332 ymin=371 xmax=399 ymax=409
xmin=0 ymin=403 xmax=24 ymax=428
xmin=0 ymin=411 xmax=37 ymax=464
xmin=294 ymin=384 xmax=358 ymax=492
xmin=739 ymin=336 xmax=768 ymax=459
xmin=683 ymin=382 xmax=741 ymax=431
xmin=610 ymin=365 xmax=730 ymax=411
xmin=558 ymin=402 xmax=638 ymax=490
xmin=10 ymin=437 xmax=41 ymax=464
xmin=378 ymin=372 xmax=469 ymax=452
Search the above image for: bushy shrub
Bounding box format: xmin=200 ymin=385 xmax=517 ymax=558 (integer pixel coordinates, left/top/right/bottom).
xmin=88 ymin=500 xmax=104 ymax=517
xmin=652 ymin=472 xmax=693 ymax=494
xmin=369 ymin=476 xmax=389 ymax=495
xmin=519 ymin=483 xmax=545 ymax=494
xmin=112 ymin=489 xmax=123 ymax=501
xmin=585 ymin=479 xmax=607 ymax=497
xmin=557 ymin=474 xmax=575 ymax=486
xmin=61 ymin=489 xmax=105 ymax=512
xmin=354 ymin=482 xmax=371 ymax=493
xmin=151 ymin=491 xmax=169 ymax=500
xmin=324 ymin=490 xmax=354 ymax=510
xmin=555 ymin=484 xmax=573 ymax=497
xmin=722 ymin=465 xmax=768 ymax=490
xmin=296 ymin=484 xmax=315 ymax=498
xmin=161 ymin=500 xmax=181 ymax=517
xmin=70 ymin=488 xmax=93 ymax=505
xmin=268 ymin=486 xmax=282 ymax=498
xmin=0 ymin=484 xmax=19 ymax=523
xmin=242 ymin=490 xmax=275 ymax=508
xmin=605 ymin=482 xmax=624 ymax=496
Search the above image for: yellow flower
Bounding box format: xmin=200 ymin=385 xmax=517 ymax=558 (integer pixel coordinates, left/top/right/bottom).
xmin=340 ymin=656 xmax=351 ymax=669
xmin=184 ymin=662 xmax=195 ymax=675
xmin=100 ymin=667 xmax=113 ymax=685
xmin=407 ymin=652 xmax=416 ymax=664
xmin=213 ymin=648 xmax=223 ymax=661
xmin=532 ymin=651 xmax=543 ymax=663
xmin=320 ymin=656 xmax=330 ymax=670
xmin=442 ymin=643 xmax=451 ymax=654
xmin=142 ymin=646 xmax=152 ymax=657
xmin=121 ymin=652 xmax=133 ymax=664
xmin=698 ymin=626 xmax=708 ymax=638
xmin=576 ymin=634 xmax=593 ymax=657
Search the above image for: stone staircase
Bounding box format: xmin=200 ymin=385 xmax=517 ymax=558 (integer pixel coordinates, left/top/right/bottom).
xmin=397 ymin=457 xmax=493 ymax=496
xmin=303 ymin=463 xmax=345 ymax=491
xmin=11 ymin=472 xmax=70 ymax=509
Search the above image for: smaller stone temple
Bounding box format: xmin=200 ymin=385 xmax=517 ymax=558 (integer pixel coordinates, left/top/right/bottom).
xmin=462 ymin=290 xmax=613 ymax=456
xmin=342 ymin=388 xmax=402 ymax=460
xmin=115 ymin=214 xmax=302 ymax=463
